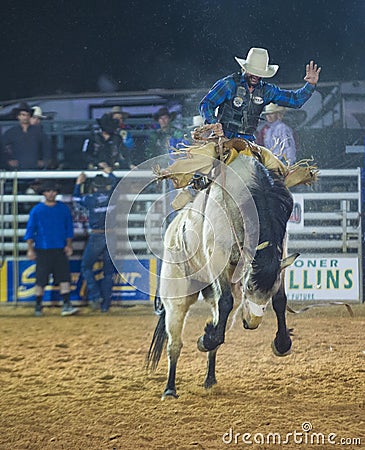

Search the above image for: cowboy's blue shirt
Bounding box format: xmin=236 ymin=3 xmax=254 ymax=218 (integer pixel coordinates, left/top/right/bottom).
xmin=199 ymin=74 xmax=315 ymax=126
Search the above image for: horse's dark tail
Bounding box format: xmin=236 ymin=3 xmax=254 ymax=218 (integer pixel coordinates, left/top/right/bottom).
xmin=146 ymin=307 xmax=167 ymax=371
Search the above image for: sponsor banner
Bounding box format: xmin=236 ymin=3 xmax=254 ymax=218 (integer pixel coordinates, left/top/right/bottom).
xmin=287 ymin=194 xmax=304 ymax=230
xmin=0 ymin=258 xmax=157 ymax=303
xmin=285 ymin=256 xmax=359 ymax=301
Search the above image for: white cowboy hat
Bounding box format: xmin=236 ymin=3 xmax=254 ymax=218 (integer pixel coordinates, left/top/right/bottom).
xmin=235 ymin=48 xmax=279 ymax=78
xmin=262 ymin=103 xmax=286 ymax=115
xmin=32 ymin=106 xmax=47 ymax=119
xmin=187 ymin=115 xmax=205 ymax=129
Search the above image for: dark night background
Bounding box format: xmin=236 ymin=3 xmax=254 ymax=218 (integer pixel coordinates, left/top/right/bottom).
xmin=1 ymin=0 xmax=364 ymax=101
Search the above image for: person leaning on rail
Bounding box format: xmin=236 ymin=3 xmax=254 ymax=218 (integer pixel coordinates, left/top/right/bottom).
xmin=73 ymin=164 xmax=119 ymax=312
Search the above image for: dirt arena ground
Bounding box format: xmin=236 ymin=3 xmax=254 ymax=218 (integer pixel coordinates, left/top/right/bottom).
xmin=0 ymin=302 xmax=364 ymax=450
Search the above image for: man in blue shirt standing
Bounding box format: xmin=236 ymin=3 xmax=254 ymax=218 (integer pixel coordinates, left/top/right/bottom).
xmin=24 ymin=182 xmax=79 ymax=317
xmin=73 ymin=165 xmax=118 ymax=312
xmin=199 ymin=47 xmax=321 ymax=141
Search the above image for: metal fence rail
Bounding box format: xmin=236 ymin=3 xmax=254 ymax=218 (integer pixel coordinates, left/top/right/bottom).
xmin=0 ymin=168 xmax=363 ymax=302
xmin=0 ymin=169 xmax=362 ymax=256
xmin=287 ymin=168 xmax=362 ymax=254
xmin=0 ymin=170 xmax=165 ymax=258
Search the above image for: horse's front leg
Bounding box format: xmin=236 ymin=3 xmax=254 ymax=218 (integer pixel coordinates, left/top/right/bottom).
xmin=204 ymin=347 xmax=219 ymax=389
xmin=271 ymin=280 xmax=292 ymax=356
xmin=197 ymin=283 xmax=233 ymax=352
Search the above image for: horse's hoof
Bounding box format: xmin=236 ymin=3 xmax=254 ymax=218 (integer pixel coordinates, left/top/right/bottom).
xmin=197 ymin=335 xmax=209 ymax=352
xmin=161 ymin=389 xmax=179 ymax=400
xmin=271 ymin=339 xmax=292 ymax=357
xmin=204 ymin=378 xmax=217 ymax=389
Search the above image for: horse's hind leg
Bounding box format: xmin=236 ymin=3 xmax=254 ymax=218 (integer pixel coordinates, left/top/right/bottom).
xmin=163 ymin=295 xmax=197 ymax=399
xmin=272 ymin=280 xmax=292 ymax=356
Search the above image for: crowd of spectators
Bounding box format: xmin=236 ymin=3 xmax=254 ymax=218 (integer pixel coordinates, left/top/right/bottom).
xmin=0 ymin=102 xmax=194 ymax=175
xmin=0 ymin=99 xmax=301 ymax=176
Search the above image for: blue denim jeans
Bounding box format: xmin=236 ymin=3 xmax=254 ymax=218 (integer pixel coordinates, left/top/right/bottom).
xmin=81 ymin=233 xmax=114 ymax=311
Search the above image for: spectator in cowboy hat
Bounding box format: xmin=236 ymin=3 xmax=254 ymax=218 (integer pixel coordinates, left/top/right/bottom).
xmin=109 ymin=106 xmax=135 ymax=161
xmin=1 ymin=102 xmax=51 ymax=170
xmin=186 ymin=115 xmax=205 ymax=140
xmin=199 ymin=47 xmax=321 ymax=142
xmin=82 ymin=113 xmax=133 ymax=170
xmin=152 ymin=106 xmax=177 ymax=123
xmin=12 ymin=101 xmax=34 ymax=118
xmin=189 ymin=115 xmax=205 ymax=129
xmin=110 ymin=105 xmax=129 ymax=121
xmin=30 ymin=106 xmax=47 ymax=126
xmin=256 ymin=103 xmax=297 ymax=164
xmin=144 ymin=107 xmax=187 ymax=160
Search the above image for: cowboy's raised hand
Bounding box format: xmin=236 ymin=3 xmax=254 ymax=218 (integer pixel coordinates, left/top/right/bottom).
xmin=304 ymin=60 xmax=321 ymax=85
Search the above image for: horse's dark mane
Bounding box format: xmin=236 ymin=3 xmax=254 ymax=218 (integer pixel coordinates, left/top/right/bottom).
xmin=246 ymin=160 xmax=293 ymax=291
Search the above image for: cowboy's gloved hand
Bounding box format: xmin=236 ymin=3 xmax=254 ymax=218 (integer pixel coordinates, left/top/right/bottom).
xmin=211 ymin=122 xmax=224 ymax=137
xmin=304 ymin=60 xmax=321 ymax=85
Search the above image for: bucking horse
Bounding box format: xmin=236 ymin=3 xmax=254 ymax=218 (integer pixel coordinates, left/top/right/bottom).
xmin=146 ymin=153 xmax=299 ymax=399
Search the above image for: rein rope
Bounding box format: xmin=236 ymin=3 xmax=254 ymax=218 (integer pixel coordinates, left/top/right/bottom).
xmin=286 ymin=301 xmax=354 ymax=317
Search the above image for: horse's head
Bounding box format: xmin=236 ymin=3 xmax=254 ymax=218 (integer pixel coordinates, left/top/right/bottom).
xmin=240 ymin=250 xmax=299 ymax=329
